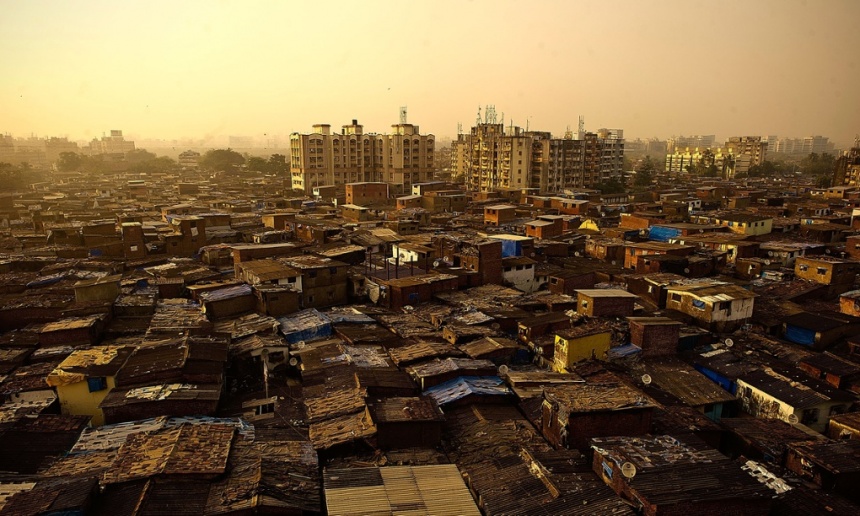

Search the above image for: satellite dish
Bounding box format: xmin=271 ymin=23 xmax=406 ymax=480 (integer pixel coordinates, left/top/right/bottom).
xmin=261 ymin=348 xmax=269 ymax=357
xmin=296 ymin=340 xmax=306 ymax=349
xmin=574 ymin=251 xmax=581 ymax=257
xmin=530 ymin=252 xmax=536 ymax=257
xmin=683 ymin=268 xmax=690 ymax=274
xmin=498 ymin=364 xmax=509 ymax=375
xmin=443 ymin=256 xmax=450 ymax=262
xmin=725 ymin=338 xmax=734 ymax=348
xmin=768 ymin=251 xmax=774 ymax=257
xmin=825 ymin=249 xmax=831 ymax=254
xmin=289 ymin=357 xmax=298 ymax=366
xmin=611 ymin=260 xmax=617 ymax=266
xmin=788 ymin=413 xmax=799 ymax=424
xmin=621 ymin=462 xmax=637 ymax=479
xmin=403 ymin=305 xmax=414 ymax=312
xmin=433 ymin=260 xmax=441 ymax=268
xmin=764 ymin=259 xmax=771 ymax=265
xmin=535 ymin=346 xmax=543 ymax=356
xmin=490 ymin=322 xmax=501 ymax=330
xmin=641 ymin=374 xmax=652 ymax=386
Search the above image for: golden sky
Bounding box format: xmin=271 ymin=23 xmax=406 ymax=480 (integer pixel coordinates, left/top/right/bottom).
xmin=2 ymin=0 xmax=859 ymax=145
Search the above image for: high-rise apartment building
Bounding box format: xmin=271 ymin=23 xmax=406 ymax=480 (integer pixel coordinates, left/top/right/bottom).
xmin=89 ymin=130 xmax=135 ymax=156
xmin=454 ymin=122 xmax=624 ymax=192
xmin=725 ymin=136 xmax=766 ymax=171
xmin=771 ymin=135 xmax=835 ymax=155
xmin=289 ymin=119 xmax=434 ymax=194
xmin=667 ymin=135 xmax=716 ymax=154
xmin=833 ymin=143 xmax=860 ymax=187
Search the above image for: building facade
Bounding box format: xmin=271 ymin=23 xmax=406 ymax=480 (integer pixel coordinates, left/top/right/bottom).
xmin=454 ymin=122 xmax=624 ymax=192
xmin=289 ymin=119 xmax=435 ymax=194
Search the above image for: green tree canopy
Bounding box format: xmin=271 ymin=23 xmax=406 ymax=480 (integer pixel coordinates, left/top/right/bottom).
xmin=634 ymin=155 xmax=656 ymax=187
xmin=597 ymin=177 xmax=626 ymax=194
xmin=0 ymin=162 xmax=45 ymax=191
xmin=57 ymin=152 xmax=83 ymax=172
xmin=800 ymin=153 xmax=836 ymax=177
xmin=200 ymin=148 xmax=245 ymax=172
xmin=246 ymin=156 xmax=268 ymax=172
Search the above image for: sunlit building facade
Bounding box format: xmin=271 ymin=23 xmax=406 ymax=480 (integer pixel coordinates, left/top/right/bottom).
xmin=290 ymin=120 xmax=434 ymax=194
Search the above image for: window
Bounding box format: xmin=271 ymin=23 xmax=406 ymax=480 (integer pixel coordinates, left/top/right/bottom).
xmin=550 ymin=278 xmax=558 ymax=284
xmin=581 ymin=300 xmax=589 ymax=309
xmin=719 ymin=301 xmax=731 ymax=311
xmin=817 ymin=268 xmax=827 ymax=275
xmin=329 ymin=267 xmax=338 ymax=275
xmin=255 ymin=402 xmax=275 ymax=415
xmin=671 ymin=293 xmax=681 ymax=302
xmin=799 ymin=264 xmax=808 ymax=272
xmin=87 ymin=377 xmax=107 ymax=392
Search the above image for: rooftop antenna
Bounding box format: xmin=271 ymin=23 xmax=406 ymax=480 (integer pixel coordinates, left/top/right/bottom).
xmin=486 ymin=105 xmax=497 ymax=124
xmin=400 ymin=106 xmax=408 ymax=124
xmin=500 ymin=112 xmax=504 ymax=128
xmin=457 ymin=122 xmax=463 ymax=136
xmin=476 ymin=106 xmax=482 ymax=126
xmin=578 ymin=115 xmax=585 ymax=139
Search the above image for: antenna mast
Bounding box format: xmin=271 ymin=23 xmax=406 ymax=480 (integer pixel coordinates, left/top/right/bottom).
xmin=399 ymin=106 xmax=407 ymax=124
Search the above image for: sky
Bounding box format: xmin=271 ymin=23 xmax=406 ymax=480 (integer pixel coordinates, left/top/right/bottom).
xmin=2 ymin=0 xmax=859 ymax=146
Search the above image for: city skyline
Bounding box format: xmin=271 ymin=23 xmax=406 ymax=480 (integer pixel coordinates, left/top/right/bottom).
xmin=2 ymin=0 xmax=859 ymax=146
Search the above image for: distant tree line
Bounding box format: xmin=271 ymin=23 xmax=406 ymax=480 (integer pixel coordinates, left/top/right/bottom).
xmin=57 ymin=149 xmax=177 ymax=175
xmin=198 ymin=149 xmax=288 ymax=175
xmin=0 ymin=162 xmax=46 ymax=191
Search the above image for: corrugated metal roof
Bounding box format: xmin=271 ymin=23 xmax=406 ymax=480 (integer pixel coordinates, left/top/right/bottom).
xmin=324 ymin=465 xmax=481 ymax=516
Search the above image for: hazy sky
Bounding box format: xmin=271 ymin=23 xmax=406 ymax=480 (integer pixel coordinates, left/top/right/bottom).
xmin=2 ymin=0 xmax=859 ymax=145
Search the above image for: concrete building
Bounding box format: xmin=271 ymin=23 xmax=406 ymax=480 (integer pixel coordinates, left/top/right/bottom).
xmin=289 ymin=119 xmax=434 ymax=194
xmin=725 ymin=136 xmax=767 ymax=172
xmin=833 ymin=144 xmax=860 ymax=187
xmin=454 ymin=120 xmax=624 ymax=192
xmin=88 ymin=130 xmax=135 ymax=156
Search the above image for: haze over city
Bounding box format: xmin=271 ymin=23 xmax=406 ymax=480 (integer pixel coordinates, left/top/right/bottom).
xmin=2 ymin=0 xmax=859 ymax=145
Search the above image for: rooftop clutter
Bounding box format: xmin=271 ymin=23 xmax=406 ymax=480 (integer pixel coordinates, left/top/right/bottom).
xmin=1 ymin=163 xmax=860 ymax=514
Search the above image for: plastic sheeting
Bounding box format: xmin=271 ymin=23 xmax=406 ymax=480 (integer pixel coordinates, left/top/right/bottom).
xmin=649 ymin=226 xmax=682 ymax=242
xmin=784 ymin=324 xmax=816 ymax=346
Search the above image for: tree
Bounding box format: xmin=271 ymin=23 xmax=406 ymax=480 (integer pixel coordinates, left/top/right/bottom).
xmin=0 ymin=162 xmax=44 ymax=191
xmin=634 ymin=155 xmax=656 ymax=187
xmin=597 ymin=177 xmax=625 ymax=194
xmin=246 ymin=156 xmax=268 ymax=172
xmin=200 ymin=148 xmax=245 ymax=172
xmin=57 ymin=152 xmax=83 ymax=172
xmin=702 ymin=163 xmax=719 ymax=177
xmin=801 ymin=152 xmax=836 ymax=177
xmin=125 ymin=149 xmax=157 ymax=163
xmin=268 ymin=153 xmax=288 ymax=174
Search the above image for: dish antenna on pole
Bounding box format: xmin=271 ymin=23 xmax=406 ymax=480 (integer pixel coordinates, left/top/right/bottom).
xmin=641 ymin=374 xmax=652 ymax=386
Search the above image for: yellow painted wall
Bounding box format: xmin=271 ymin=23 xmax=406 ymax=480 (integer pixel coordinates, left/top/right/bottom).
xmin=55 ymin=376 xmax=115 ymax=426
xmin=553 ymin=332 xmax=612 ymax=372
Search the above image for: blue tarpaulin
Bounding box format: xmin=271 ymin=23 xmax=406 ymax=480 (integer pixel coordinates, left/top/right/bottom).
xmin=694 ymin=364 xmax=736 ymax=394
xmin=649 ymin=226 xmax=682 ymax=242
xmin=784 ymin=324 xmax=816 ymax=346
xmin=278 ymin=308 xmax=332 ymax=344
xmin=500 ymin=239 xmax=522 ymax=258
